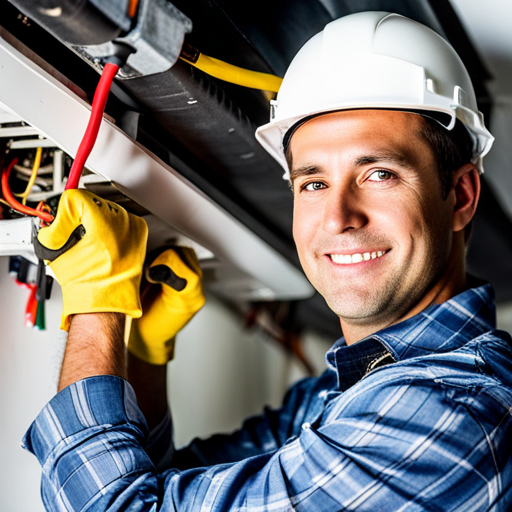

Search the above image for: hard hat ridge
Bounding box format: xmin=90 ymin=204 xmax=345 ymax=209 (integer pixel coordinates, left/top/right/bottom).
xmin=255 ymin=11 xmax=494 ymax=179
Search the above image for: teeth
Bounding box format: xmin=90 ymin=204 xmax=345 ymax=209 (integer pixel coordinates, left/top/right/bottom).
xmin=330 ymin=250 xmax=387 ymax=265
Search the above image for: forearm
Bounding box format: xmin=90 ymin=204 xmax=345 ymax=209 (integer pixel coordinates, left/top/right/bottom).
xmin=58 ymin=312 xmax=127 ymax=391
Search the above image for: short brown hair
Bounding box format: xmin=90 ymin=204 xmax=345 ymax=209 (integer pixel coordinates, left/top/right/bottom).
xmin=418 ymin=116 xmax=474 ymax=200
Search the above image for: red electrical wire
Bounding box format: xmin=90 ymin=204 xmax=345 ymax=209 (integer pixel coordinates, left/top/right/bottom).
xmin=15 ymin=279 xmax=38 ymax=328
xmin=1 ymin=157 xmax=54 ymax=223
xmin=2 ymin=63 xmax=119 ymax=221
xmin=65 ymin=62 xmax=120 ymax=190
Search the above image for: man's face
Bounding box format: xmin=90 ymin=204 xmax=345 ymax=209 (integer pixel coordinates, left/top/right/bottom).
xmin=290 ymin=110 xmax=455 ymax=331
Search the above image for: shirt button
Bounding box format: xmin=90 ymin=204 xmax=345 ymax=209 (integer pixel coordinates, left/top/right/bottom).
xmin=302 ymin=422 xmax=311 ymax=430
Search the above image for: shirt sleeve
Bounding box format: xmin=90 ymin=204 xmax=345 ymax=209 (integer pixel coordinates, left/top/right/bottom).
xmin=22 ymin=368 xmax=510 ymax=512
xmin=146 ymin=407 xmax=175 ymax=470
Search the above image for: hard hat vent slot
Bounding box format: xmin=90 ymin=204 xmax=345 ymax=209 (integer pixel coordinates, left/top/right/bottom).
xmin=454 ymin=86 xmax=469 ymax=108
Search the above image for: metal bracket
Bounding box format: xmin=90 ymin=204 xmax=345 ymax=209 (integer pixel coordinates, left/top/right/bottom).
xmin=76 ymin=0 xmax=192 ymax=78
xmin=0 ymin=217 xmax=39 ymax=264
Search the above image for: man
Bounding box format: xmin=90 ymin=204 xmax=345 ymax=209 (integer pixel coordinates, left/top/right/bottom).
xmin=23 ymin=11 xmax=512 ymax=511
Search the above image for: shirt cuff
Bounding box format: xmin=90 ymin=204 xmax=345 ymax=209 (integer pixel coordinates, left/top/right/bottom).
xmin=22 ymin=375 xmax=148 ymax=465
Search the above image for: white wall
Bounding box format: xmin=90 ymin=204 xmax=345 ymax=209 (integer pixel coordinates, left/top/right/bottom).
xmin=170 ymin=298 xmax=332 ymax=447
xmin=0 ymin=256 xmax=331 ymax=511
xmin=497 ymin=301 xmax=512 ymax=334
xmin=0 ymin=256 xmax=67 ymax=512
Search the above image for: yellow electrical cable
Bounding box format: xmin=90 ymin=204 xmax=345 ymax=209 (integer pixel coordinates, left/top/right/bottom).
xmin=15 ymin=147 xmax=43 ymax=205
xmin=180 ymin=47 xmax=282 ymax=93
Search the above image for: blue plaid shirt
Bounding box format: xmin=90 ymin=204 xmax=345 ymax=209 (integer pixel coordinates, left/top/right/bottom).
xmin=23 ymin=284 xmax=512 ymax=511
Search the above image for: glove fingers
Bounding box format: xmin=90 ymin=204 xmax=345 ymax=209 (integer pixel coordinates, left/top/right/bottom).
xmin=37 ymin=190 xmax=126 ymax=251
xmin=173 ymin=246 xmax=202 ymax=276
xmin=37 ymin=189 xmax=86 ymax=249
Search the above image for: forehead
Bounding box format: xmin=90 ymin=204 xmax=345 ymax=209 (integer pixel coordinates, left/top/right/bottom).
xmin=288 ymin=109 xmax=431 ymax=174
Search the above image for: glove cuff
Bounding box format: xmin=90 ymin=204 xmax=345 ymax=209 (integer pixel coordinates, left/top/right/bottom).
xmin=60 ymin=277 xmax=143 ymax=331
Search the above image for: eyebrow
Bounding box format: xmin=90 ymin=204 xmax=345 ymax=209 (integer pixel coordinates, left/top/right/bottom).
xmin=289 ymin=164 xmax=323 ymax=183
xmin=289 ymin=148 xmax=414 ymax=184
xmin=354 ymin=149 xmax=412 ymax=168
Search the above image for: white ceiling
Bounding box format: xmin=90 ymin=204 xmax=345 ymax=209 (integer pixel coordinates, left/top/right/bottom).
xmin=450 ymin=0 xmax=512 ymax=98
xmin=450 ymin=0 xmax=512 ymax=216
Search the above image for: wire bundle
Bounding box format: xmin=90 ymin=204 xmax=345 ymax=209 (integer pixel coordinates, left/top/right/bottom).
xmin=1 ymin=152 xmax=52 ymax=330
xmin=1 ymin=61 xmax=120 ymax=331
xmin=1 ymin=157 xmax=54 ymax=223
xmin=1 ymin=60 xmax=120 ymax=218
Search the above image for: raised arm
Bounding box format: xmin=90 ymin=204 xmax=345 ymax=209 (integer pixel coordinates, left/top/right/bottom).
xmin=59 ymin=312 xmax=126 ymax=391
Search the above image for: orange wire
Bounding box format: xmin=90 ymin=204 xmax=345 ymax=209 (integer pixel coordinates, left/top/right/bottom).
xmin=127 ymin=0 xmax=140 ymax=18
xmin=36 ymin=200 xmax=53 ymax=226
xmin=1 ymin=158 xmax=54 ymax=223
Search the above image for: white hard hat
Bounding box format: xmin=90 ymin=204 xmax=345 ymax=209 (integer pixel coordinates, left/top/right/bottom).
xmin=255 ymin=11 xmax=494 ymax=179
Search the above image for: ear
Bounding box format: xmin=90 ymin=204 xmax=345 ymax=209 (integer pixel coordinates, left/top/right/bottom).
xmin=451 ymin=163 xmax=480 ymax=233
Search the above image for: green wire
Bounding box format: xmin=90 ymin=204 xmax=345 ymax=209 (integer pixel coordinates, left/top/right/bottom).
xmin=35 ymin=301 xmax=46 ymax=331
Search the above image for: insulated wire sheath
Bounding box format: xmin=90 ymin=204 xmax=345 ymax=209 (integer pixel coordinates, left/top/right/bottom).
xmin=127 ymin=0 xmax=140 ymax=18
xmin=35 ymin=300 xmax=45 ymax=330
xmin=1 ymin=158 xmax=54 ymax=223
xmin=15 ymin=147 xmax=43 ymax=205
xmin=180 ymin=53 xmax=283 ymax=92
xmin=65 ymin=62 xmax=120 ymax=190
xmin=15 ymin=279 xmax=38 ymax=328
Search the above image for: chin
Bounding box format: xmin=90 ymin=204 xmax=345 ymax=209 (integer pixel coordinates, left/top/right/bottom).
xmin=320 ymin=279 xmax=414 ymax=325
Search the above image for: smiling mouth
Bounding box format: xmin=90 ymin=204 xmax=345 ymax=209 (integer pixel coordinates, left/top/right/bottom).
xmin=329 ymin=250 xmax=388 ymax=264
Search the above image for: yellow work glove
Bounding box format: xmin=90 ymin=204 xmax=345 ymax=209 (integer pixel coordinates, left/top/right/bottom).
xmin=128 ymin=247 xmax=205 ymax=365
xmin=35 ymin=189 xmax=148 ymax=331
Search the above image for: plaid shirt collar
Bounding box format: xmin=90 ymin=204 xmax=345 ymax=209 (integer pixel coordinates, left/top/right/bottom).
xmin=326 ymin=283 xmax=496 ymax=391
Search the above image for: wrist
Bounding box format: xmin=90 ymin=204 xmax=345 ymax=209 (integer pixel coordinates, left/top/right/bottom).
xmin=58 ymin=312 xmax=127 ymax=391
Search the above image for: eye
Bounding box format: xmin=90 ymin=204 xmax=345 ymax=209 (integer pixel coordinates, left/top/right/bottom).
xmin=302 ymin=181 xmax=326 ymax=192
xmin=367 ymin=170 xmax=396 ymax=182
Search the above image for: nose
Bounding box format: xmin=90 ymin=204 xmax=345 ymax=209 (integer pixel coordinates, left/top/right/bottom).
xmin=322 ymin=183 xmax=368 ymax=235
